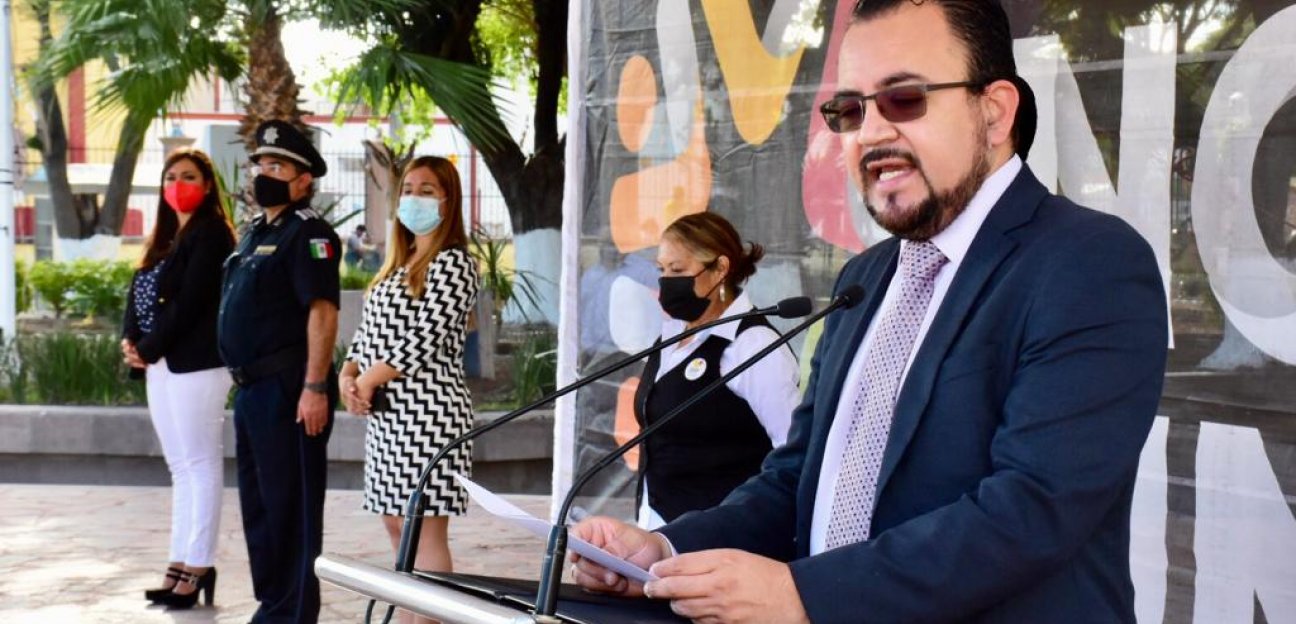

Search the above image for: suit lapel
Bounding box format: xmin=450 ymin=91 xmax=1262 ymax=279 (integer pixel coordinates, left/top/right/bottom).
xmin=872 ymin=168 xmax=1048 ymax=500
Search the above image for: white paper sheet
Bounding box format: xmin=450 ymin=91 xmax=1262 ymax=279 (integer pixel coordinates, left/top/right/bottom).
xmin=454 ymin=473 xmax=658 ymax=584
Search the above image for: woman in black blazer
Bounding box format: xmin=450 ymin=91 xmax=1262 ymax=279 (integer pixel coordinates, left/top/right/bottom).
xmin=122 ymin=147 xmax=236 ymax=608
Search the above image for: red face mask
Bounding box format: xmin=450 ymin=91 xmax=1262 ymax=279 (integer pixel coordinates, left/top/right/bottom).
xmin=164 ymin=180 xmax=206 ymax=213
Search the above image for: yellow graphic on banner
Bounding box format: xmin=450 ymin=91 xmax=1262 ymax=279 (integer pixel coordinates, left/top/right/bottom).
xmin=610 ymin=58 xmax=712 ymax=253
xmin=700 ymin=0 xmax=806 ymax=145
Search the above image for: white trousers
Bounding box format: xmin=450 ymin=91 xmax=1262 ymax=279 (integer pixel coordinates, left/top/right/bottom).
xmin=146 ymin=359 xmax=232 ymax=566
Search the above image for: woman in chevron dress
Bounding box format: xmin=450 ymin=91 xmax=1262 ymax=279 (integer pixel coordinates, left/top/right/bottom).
xmin=339 ymin=156 xmax=478 ymax=582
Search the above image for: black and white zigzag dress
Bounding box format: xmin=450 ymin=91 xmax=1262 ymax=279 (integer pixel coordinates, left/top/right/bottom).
xmin=347 ymin=246 xmax=479 ymax=516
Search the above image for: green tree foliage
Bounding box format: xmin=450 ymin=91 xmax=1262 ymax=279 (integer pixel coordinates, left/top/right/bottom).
xmin=477 ymin=0 xmax=567 ymax=113
xmin=328 ymin=0 xmax=569 ymax=236
xmin=21 ymin=0 xmax=416 ymax=238
xmin=24 ymin=0 xmax=243 ymax=238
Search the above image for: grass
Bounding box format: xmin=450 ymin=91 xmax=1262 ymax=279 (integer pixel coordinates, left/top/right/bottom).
xmin=0 ymin=332 xmax=146 ymax=406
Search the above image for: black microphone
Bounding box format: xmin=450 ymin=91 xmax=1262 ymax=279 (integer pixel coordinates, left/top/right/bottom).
xmin=531 ymin=284 xmax=866 ymax=618
xmin=390 ymin=296 xmax=812 ymax=575
xmin=767 ymin=295 xmax=813 ymax=318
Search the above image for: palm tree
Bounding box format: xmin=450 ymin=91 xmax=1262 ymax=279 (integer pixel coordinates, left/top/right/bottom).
xmin=27 ymin=0 xmax=241 ymax=237
xmin=24 ymin=0 xmax=82 ymax=239
xmin=233 ymin=0 xmax=417 ymax=148
xmin=236 ymin=1 xmax=311 ymax=147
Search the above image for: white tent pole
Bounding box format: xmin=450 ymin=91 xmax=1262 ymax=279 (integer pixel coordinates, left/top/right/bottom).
xmin=551 ymin=0 xmax=587 ymax=520
xmin=0 ymin=0 xmax=19 ymax=341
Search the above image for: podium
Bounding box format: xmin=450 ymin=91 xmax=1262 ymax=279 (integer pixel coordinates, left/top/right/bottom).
xmin=317 ymin=554 xmax=686 ymax=624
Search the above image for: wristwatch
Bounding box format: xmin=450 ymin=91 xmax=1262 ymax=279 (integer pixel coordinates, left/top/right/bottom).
xmin=303 ymin=380 xmax=328 ymax=394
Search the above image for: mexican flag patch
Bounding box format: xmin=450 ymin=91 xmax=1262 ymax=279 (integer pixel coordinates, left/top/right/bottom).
xmin=309 ymin=238 xmax=333 ymax=260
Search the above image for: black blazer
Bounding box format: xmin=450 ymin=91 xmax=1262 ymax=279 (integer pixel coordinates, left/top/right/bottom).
xmin=123 ymin=215 xmax=236 ymax=374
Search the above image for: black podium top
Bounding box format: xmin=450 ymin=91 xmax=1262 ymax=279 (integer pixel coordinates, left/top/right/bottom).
xmin=413 ymin=571 xmax=688 ymax=624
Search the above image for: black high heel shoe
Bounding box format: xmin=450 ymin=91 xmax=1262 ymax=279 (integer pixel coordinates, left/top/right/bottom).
xmin=144 ymin=566 xmax=185 ymax=602
xmin=157 ymin=568 xmax=217 ymax=609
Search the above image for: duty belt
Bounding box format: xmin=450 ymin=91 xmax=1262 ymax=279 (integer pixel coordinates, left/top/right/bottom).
xmin=228 ymin=346 xmax=306 ymax=387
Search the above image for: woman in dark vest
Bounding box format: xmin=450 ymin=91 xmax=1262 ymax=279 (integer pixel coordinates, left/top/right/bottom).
xmin=634 ymin=212 xmax=800 ymax=529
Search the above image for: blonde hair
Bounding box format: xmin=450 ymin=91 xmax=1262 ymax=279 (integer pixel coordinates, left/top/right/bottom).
xmin=370 ymin=156 xmax=469 ymax=299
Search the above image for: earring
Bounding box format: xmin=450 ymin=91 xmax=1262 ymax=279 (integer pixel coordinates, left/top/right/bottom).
xmin=719 ymin=284 xmax=727 ymax=302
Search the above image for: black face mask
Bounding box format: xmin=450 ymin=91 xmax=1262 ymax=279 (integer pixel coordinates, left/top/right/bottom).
xmin=253 ymin=174 xmax=295 ymax=208
xmin=658 ymin=273 xmax=718 ymax=322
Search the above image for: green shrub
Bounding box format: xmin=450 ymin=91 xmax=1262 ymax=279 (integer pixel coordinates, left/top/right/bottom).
xmin=469 ymin=226 xmax=548 ymax=329
xmin=340 ymin=267 xmax=375 ymax=290
xmin=29 ymin=261 xmax=72 ymax=317
xmin=15 ymin=260 xmax=33 ymax=314
xmin=65 ymin=259 xmax=134 ymax=321
xmin=0 ymin=338 xmax=31 ymax=403
xmin=14 ymin=332 xmax=146 ymax=405
xmin=28 ymin=259 xmax=135 ymax=320
xmin=510 ymin=329 xmax=557 ymax=407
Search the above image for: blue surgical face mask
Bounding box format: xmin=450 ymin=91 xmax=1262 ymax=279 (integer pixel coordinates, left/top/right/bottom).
xmin=397 ymin=195 xmax=443 ymax=235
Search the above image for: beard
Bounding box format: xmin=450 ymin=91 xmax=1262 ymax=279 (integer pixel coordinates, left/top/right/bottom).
xmin=860 ymin=127 xmax=993 ymax=241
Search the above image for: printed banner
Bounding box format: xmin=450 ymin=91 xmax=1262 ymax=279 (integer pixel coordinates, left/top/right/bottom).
xmin=562 ymin=2 xmax=1296 ymax=620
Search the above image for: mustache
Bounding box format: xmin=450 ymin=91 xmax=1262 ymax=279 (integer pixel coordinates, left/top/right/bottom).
xmin=859 ymin=149 xmax=920 ymax=189
xmin=859 ymin=148 xmax=920 ymax=176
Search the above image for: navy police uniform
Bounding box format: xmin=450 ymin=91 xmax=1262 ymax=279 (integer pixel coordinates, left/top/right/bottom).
xmin=219 ymin=120 xmax=340 ymax=624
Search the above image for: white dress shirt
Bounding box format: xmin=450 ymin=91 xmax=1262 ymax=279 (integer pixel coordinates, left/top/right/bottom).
xmin=808 ymin=156 xmax=1022 ymax=554
xmin=638 ymin=290 xmax=802 ymax=529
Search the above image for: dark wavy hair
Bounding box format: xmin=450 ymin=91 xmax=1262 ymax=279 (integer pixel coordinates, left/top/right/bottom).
xmin=139 ymin=148 xmax=236 ymax=270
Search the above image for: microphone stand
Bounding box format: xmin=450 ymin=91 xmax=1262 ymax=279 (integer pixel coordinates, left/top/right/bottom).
xmin=392 ymin=297 xmax=809 ymax=575
xmin=531 ymin=286 xmax=864 ymax=619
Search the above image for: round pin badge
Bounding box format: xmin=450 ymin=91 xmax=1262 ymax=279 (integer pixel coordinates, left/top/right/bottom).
xmin=684 ymin=357 xmax=707 ymax=381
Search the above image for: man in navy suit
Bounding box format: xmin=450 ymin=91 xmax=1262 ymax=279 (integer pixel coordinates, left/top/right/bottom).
xmin=570 ymin=1 xmax=1168 ymax=622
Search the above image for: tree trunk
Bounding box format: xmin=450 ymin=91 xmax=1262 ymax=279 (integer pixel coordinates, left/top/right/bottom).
xmin=96 ymin=112 xmax=151 ymax=235
xmin=531 ymin=0 xmax=566 ymax=153
xmin=238 ymin=3 xmax=310 ymax=149
xmin=479 ymin=141 xmax=565 ymax=234
xmin=473 ymin=0 xmax=568 ymax=235
xmin=462 ymin=0 xmax=570 ymax=324
xmin=31 ymin=0 xmax=91 ymax=240
xmin=492 ymin=0 xmax=568 ymax=235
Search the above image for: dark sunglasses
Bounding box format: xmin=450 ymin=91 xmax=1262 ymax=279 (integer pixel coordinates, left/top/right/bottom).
xmin=819 ymin=81 xmax=980 ymax=132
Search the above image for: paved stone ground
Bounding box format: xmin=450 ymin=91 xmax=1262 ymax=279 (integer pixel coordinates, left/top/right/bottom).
xmin=0 ymin=484 xmax=549 ymax=623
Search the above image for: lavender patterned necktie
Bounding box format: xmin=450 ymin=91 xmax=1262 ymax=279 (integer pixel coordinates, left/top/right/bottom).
xmin=825 ymin=241 xmax=947 ymax=549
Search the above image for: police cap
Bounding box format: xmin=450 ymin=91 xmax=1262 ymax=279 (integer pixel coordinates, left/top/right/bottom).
xmin=249 ymin=119 xmax=328 ymax=177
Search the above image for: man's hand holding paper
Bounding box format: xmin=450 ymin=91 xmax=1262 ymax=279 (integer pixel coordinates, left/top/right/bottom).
xmin=569 ymin=516 xmax=672 ymax=596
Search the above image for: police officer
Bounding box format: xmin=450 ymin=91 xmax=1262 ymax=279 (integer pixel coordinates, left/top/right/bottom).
xmin=219 ymin=120 xmax=340 ymax=624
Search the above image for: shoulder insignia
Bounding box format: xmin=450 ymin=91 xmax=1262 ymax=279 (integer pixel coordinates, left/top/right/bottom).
xmin=308 ymin=238 xmax=334 ymax=260
xmin=295 ymin=208 xmax=322 ymax=220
